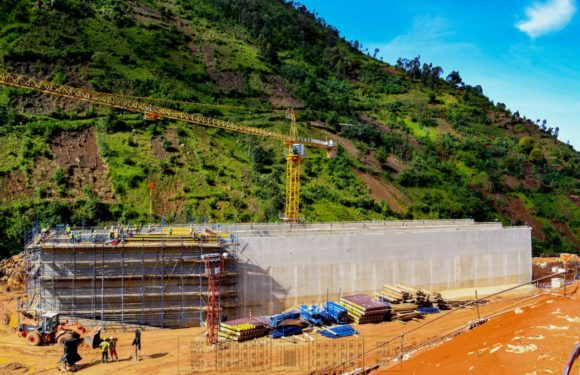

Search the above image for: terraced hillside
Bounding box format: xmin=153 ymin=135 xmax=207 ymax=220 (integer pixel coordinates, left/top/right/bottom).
xmin=0 ymin=0 xmax=578 ymax=257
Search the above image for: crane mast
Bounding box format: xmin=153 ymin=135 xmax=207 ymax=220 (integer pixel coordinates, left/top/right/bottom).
xmin=0 ymin=71 xmax=337 ymax=221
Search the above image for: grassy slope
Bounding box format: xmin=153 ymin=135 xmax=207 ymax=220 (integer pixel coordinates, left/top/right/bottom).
xmin=0 ymin=0 xmax=578 ymax=257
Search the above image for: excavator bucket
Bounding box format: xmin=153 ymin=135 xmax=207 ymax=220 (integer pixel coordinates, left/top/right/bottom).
xmin=84 ymin=326 xmax=102 ymax=349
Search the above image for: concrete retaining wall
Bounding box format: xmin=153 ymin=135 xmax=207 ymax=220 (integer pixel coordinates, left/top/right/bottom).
xmin=234 ymin=221 xmax=532 ymax=316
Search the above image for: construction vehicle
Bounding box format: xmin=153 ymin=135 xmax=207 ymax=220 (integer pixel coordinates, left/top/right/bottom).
xmin=17 ymin=311 xmax=102 ymax=348
xmin=0 ymin=71 xmax=337 ymax=223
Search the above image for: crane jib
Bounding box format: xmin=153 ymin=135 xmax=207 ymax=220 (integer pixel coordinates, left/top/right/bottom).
xmin=0 ymin=71 xmax=336 ymax=151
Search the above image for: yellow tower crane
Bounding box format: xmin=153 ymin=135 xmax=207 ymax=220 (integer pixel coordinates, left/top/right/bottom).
xmin=283 ymin=108 xmax=302 ymax=222
xmin=0 ymin=71 xmax=337 ymax=222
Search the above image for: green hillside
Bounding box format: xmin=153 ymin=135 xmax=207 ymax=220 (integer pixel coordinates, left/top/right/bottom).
xmin=0 ymin=0 xmax=578 ymax=257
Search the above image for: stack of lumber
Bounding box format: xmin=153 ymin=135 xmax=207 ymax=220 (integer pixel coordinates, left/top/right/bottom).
xmin=390 ymin=303 xmax=419 ymax=314
xmin=397 ymin=311 xmax=423 ymax=321
xmin=391 ymin=302 xmax=421 ymax=321
xmin=340 ymin=294 xmax=390 ymax=324
xmin=433 ymin=293 xmax=450 ymax=310
xmin=376 ymin=284 xmax=450 ymax=308
xmin=219 ymin=317 xmax=269 ymax=342
xmin=375 ymin=284 xmax=410 ymax=303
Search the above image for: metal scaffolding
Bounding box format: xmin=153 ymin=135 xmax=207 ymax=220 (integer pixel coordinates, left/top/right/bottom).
xmin=23 ymin=225 xmax=238 ymax=329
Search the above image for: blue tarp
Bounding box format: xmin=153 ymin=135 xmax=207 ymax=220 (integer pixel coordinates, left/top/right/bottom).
xmin=417 ymin=306 xmax=440 ymax=314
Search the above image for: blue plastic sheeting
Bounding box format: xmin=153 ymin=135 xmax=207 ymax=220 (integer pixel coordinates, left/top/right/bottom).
xmin=271 ymin=325 xmax=304 ymax=338
xmin=318 ymin=325 xmax=358 ymax=338
xmin=269 ymin=310 xmax=301 ymax=327
xmin=417 ymin=307 xmax=440 ymax=314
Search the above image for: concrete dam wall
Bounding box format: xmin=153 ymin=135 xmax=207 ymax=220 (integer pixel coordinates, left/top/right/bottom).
xmin=231 ymin=220 xmax=532 ymax=317
xmin=24 ymin=220 xmax=531 ymax=327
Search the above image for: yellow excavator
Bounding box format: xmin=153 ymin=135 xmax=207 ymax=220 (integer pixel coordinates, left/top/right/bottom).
xmin=18 ymin=311 xmax=102 ymax=348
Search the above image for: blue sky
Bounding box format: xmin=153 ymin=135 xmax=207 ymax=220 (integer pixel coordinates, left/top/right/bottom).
xmin=300 ymin=0 xmax=580 ymax=150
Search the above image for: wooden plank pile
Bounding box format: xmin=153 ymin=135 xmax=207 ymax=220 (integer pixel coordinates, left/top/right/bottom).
xmin=375 ymin=284 xmax=411 ymax=303
xmin=376 ymin=284 xmax=449 ymax=306
xmin=375 ymin=284 xmax=450 ymax=320
xmin=390 ymin=302 xmax=420 ymax=321
xmin=219 ymin=317 xmax=269 ymax=342
xmin=340 ymin=294 xmax=390 ymax=324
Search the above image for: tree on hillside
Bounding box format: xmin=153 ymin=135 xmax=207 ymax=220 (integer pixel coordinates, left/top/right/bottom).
xmin=446 ymin=71 xmax=463 ymax=88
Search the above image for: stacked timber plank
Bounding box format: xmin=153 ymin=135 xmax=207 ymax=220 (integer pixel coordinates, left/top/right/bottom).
xmin=376 ymin=284 xmax=449 ymax=308
xmin=375 ymin=284 xmax=411 ymax=303
xmin=433 ymin=292 xmax=450 ymax=310
xmin=376 ymin=284 xmax=453 ymax=321
xmin=340 ymin=294 xmax=390 ymax=324
xmin=219 ymin=317 xmax=269 ymax=342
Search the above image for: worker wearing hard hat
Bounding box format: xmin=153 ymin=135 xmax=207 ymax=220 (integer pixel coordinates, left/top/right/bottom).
xmin=108 ymin=336 xmax=118 ymax=361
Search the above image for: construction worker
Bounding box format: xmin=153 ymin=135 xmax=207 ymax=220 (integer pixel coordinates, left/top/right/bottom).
xmin=65 ymin=224 xmax=71 ymax=236
xmin=75 ymin=231 xmax=81 ymax=243
xmin=41 ymin=224 xmax=49 ymax=241
xmin=130 ymin=329 xmax=141 ymax=361
xmin=99 ymin=338 xmax=109 ymax=363
xmin=108 ymin=336 xmax=118 ymax=361
xmin=169 ymin=225 xmax=173 ymax=236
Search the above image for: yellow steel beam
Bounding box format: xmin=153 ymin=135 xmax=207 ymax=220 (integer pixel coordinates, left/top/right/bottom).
xmin=0 ymin=71 xmax=336 ymax=152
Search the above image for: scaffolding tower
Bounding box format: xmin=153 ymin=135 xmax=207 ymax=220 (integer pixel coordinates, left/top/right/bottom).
xmin=22 ymin=224 xmax=238 ymax=329
xmin=203 ymin=253 xmax=225 ymax=345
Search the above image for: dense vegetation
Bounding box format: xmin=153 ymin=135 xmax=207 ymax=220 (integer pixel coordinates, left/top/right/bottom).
xmin=0 ymin=0 xmax=578 ymax=258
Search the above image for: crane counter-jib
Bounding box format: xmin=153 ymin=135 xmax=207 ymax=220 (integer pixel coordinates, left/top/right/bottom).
xmin=0 ymin=71 xmax=336 ymax=152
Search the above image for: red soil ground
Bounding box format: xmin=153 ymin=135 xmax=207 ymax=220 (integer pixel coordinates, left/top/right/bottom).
xmin=380 ymin=284 xmax=580 ymax=374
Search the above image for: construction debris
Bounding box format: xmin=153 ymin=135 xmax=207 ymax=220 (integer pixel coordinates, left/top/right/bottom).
xmin=340 ymin=294 xmax=390 ymax=324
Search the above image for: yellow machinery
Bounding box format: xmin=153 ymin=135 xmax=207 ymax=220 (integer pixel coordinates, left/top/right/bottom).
xmin=283 ymin=108 xmax=302 ymax=222
xmin=0 ymin=71 xmax=337 ymax=222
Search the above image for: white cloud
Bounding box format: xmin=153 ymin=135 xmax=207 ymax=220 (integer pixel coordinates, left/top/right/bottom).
xmin=516 ymin=0 xmax=576 ymax=38
xmin=372 ymin=16 xmax=479 ymax=63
